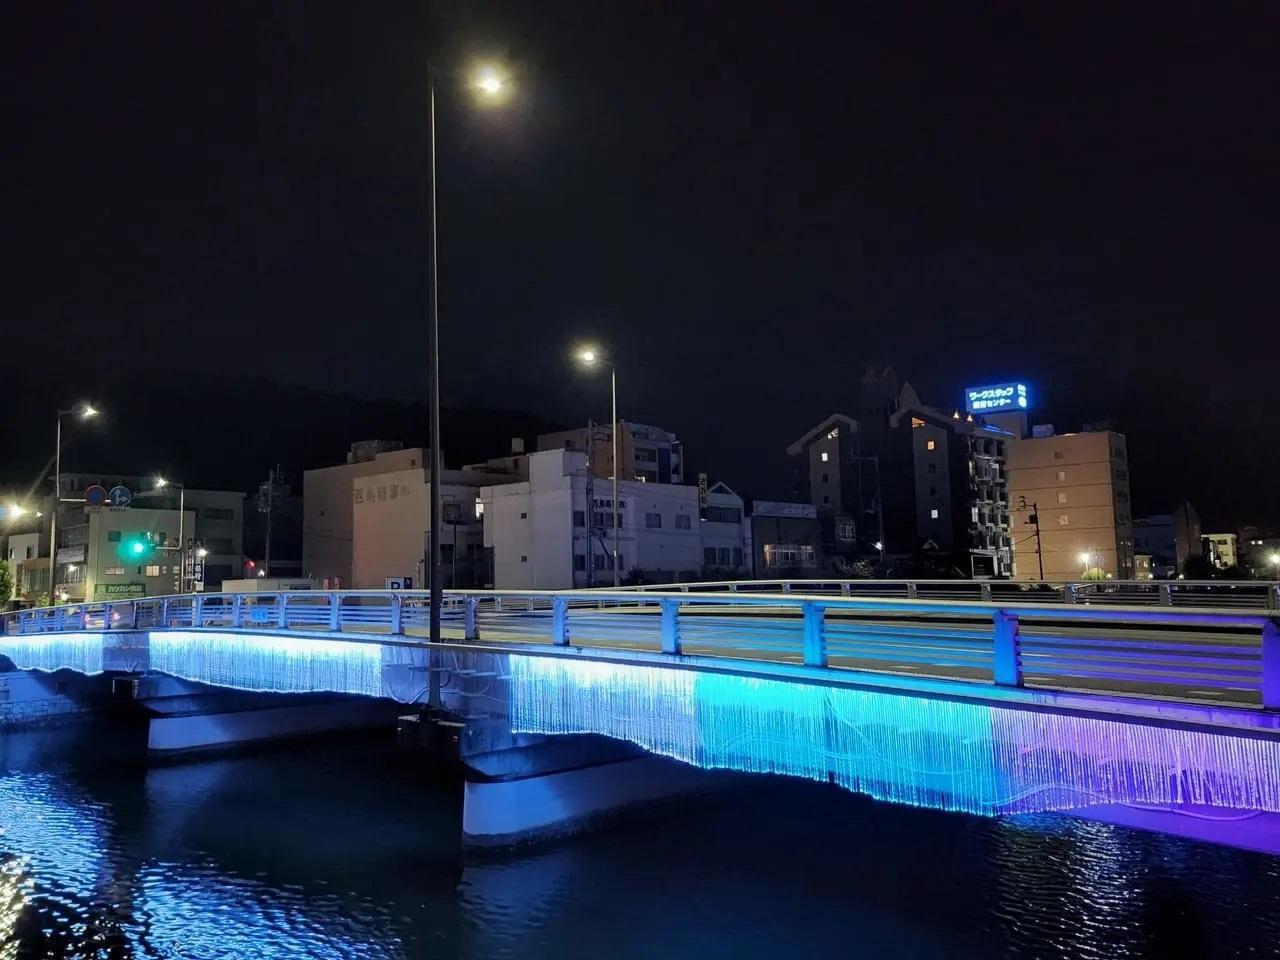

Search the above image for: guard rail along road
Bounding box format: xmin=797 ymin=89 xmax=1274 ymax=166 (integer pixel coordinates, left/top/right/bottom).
xmin=3 ymin=580 xmax=1279 ymax=712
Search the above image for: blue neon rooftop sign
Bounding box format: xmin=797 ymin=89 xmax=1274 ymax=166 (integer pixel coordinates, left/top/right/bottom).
xmin=965 ymin=382 xmax=1030 ymax=414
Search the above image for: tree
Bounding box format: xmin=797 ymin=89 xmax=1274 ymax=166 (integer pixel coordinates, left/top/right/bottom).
xmin=1081 ymin=567 xmax=1108 ymax=581
xmin=0 ymin=558 xmax=12 ymax=609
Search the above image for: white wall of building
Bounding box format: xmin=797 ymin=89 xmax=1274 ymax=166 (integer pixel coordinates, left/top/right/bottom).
xmin=481 ymin=450 xmax=749 ymax=589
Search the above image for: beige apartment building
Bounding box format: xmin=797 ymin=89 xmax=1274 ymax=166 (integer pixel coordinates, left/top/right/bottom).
xmin=1007 ymin=429 xmax=1134 ymax=580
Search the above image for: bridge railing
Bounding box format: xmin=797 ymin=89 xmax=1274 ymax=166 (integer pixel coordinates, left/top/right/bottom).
xmin=603 ymin=578 xmax=1280 ymax=609
xmin=3 ymin=588 xmax=1278 ymax=710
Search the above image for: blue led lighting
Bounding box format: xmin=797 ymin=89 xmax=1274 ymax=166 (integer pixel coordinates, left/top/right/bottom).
xmin=150 ymin=631 xmax=384 ymax=698
xmin=509 ymin=656 xmax=1280 ymax=817
xmin=0 ymin=633 xmax=108 ymax=674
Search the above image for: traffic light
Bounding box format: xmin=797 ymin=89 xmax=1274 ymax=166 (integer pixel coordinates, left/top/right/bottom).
xmin=118 ymin=532 xmax=156 ymax=562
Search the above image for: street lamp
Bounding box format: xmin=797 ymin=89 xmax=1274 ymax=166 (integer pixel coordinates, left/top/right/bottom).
xmin=154 ymin=476 xmax=187 ymax=592
xmin=575 ymin=345 xmax=620 ymax=586
xmin=49 ymin=402 xmax=101 ymax=599
xmin=424 ymin=59 xmax=515 ymax=657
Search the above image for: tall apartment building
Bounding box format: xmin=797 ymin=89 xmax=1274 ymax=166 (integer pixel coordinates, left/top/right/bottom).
xmin=886 ymin=395 xmax=1014 ymax=577
xmin=1007 ymin=429 xmax=1134 ymax=580
xmin=786 ymin=414 xmax=865 ymax=570
xmin=537 ymin=421 xmax=684 ymax=485
xmin=479 ymin=449 xmax=749 ymax=589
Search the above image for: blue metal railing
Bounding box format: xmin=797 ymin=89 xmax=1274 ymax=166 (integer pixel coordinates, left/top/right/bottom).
xmin=3 ymin=587 xmax=1278 ymax=710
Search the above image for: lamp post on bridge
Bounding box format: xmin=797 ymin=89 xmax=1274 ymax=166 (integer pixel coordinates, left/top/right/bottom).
xmin=423 ymin=60 xmax=514 ymax=691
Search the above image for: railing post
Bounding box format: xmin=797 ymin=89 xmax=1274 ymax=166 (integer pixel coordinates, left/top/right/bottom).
xmin=841 ymin=582 xmax=851 ymax=597
xmin=1262 ymin=619 xmax=1279 ymax=710
xmin=192 ymin=595 xmax=204 ymax=628
xmin=802 ymin=601 xmax=826 ymax=667
xmin=161 ymin=597 xmax=170 ymax=627
xmin=130 ymin=600 xmax=140 ymax=630
xmin=329 ymin=592 xmax=341 ymax=631
xmin=782 ymin=582 xmax=792 ymax=594
xmin=465 ymin=596 xmax=479 ymax=640
xmin=232 ymin=594 xmax=245 ymax=628
xmin=980 ymin=582 xmax=993 ymax=602
xmin=276 ymin=593 xmax=288 ymax=629
xmin=552 ymin=596 xmax=569 ymax=646
xmin=907 ymin=582 xmax=918 ymax=600
xmin=1064 ymin=583 xmax=1079 ymax=604
xmin=389 ymin=594 xmax=403 ymax=635
xmin=660 ymin=598 xmax=681 ymax=655
xmin=1159 ymin=583 xmax=1173 ymax=606
xmin=993 ymin=610 xmax=1022 ymax=686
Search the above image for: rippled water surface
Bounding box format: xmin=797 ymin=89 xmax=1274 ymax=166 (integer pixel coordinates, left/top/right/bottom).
xmin=1 ymin=725 xmax=1278 ymax=959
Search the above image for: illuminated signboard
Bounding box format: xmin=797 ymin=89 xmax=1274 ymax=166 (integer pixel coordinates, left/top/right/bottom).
xmin=965 ymin=382 xmax=1030 ymax=414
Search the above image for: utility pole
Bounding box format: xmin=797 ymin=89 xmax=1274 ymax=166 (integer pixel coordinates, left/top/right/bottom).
xmin=584 ymin=418 xmax=595 ymax=587
xmin=263 ymin=465 xmax=280 ymax=578
xmin=1020 ymin=497 xmax=1044 ymax=580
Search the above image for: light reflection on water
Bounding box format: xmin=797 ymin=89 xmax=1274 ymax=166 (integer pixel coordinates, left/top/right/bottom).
xmin=1 ymin=726 xmax=1278 ymax=959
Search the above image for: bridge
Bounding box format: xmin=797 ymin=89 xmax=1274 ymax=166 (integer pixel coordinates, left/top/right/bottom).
xmin=4 ymin=582 xmax=1280 ymax=848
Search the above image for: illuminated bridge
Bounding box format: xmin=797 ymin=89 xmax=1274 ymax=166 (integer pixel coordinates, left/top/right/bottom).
xmin=3 ymin=586 xmax=1279 ymax=847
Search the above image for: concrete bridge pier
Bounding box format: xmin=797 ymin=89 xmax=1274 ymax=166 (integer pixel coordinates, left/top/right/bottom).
xmin=441 ymin=651 xmax=729 ymax=848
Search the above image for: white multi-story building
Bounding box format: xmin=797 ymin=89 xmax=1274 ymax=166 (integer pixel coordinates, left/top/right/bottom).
xmin=479 ymin=449 xmax=748 ymax=589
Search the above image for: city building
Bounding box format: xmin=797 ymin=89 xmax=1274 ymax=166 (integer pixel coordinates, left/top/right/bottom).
xmin=479 ymin=449 xmax=749 ymax=589
xmin=4 ymin=530 xmax=46 ymax=603
xmin=1133 ymin=503 xmax=1203 ymax=578
xmin=1238 ymin=527 xmax=1280 ymax=579
xmin=1134 ymin=554 xmax=1153 ymax=579
xmin=54 ymin=506 xmax=192 ymax=602
xmin=747 ymin=500 xmax=821 ymax=578
xmin=536 ymin=422 xmax=684 ymax=484
xmin=1204 ymin=532 xmax=1239 ymax=571
xmin=885 ymin=390 xmax=1014 ymax=577
xmin=302 ymin=441 xmax=417 ymax=588
xmin=1006 ymin=428 xmax=1135 ymax=581
xmin=785 ymin=413 xmax=866 ymax=571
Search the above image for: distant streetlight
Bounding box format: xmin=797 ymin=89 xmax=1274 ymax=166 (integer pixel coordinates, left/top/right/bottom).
xmin=50 ymin=402 xmax=102 ymax=598
xmin=575 ymin=344 xmax=620 ymax=586
xmin=423 ymin=58 xmax=515 ymax=660
xmin=1269 ymin=551 xmax=1280 ymax=571
xmin=152 ymin=476 xmax=188 ymax=592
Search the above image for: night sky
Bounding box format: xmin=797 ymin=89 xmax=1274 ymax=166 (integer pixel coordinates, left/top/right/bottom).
xmin=6 ymin=3 xmax=1278 ymax=529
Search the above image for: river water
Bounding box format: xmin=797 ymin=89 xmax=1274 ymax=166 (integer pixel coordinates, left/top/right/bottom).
xmin=1 ymin=724 xmax=1278 ymax=959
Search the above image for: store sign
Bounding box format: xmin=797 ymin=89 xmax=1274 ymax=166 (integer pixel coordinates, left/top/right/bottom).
xmin=94 ymin=582 xmax=146 ymax=599
xmin=965 ymin=382 xmax=1030 ymax=414
xmin=56 ymin=545 xmax=86 ymax=564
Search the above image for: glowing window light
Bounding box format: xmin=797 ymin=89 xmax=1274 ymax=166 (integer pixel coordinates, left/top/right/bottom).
xmin=509 ymin=656 xmax=1280 ymax=818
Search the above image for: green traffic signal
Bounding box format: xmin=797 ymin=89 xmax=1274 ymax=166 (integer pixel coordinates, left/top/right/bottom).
xmin=118 ymin=533 xmax=155 ymax=562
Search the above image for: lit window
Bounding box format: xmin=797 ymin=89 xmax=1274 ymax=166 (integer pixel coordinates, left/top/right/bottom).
xmin=930 ymin=509 xmax=939 ymax=519
xmin=926 ymin=440 xmax=936 ymax=451
xmin=1056 ymin=470 xmax=1066 ymax=482
xmin=1057 ymin=492 xmax=1068 ymax=504
xmin=145 ymin=565 xmax=161 ymax=577
xmin=1058 ymin=514 xmax=1070 ymax=526
xmin=827 ymin=427 xmax=839 ymax=439
xmin=911 ymin=417 xmax=925 ymax=428
xmin=820 ymin=451 xmax=829 ymax=462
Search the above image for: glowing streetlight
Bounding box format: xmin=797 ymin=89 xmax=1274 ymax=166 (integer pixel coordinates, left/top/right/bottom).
xmin=1270 ymin=551 xmax=1280 ymax=569
xmin=51 ymin=401 xmax=104 ymax=597
xmin=573 ymin=344 xmax=620 ymax=586
xmin=1079 ymin=552 xmax=1092 ymax=567
xmin=422 ymin=57 xmax=515 ymax=673
xmin=5 ymin=504 xmax=27 ymax=519
xmin=196 ymin=547 xmax=209 ymax=559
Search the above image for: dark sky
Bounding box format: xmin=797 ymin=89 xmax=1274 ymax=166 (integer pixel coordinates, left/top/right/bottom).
xmin=7 ymin=2 xmax=1279 ymax=529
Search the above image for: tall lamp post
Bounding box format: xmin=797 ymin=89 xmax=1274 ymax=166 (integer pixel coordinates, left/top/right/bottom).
xmin=575 ymin=346 xmax=620 ymax=586
xmin=153 ymin=477 xmax=186 ymax=591
xmin=424 ymin=61 xmax=512 ymax=658
xmin=49 ymin=403 xmax=99 ymax=600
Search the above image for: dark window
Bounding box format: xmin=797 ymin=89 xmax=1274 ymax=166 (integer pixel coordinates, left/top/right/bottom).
xmin=821 ymin=473 xmax=829 ymax=483
xmin=573 ymin=510 xmax=586 ymax=527
xmin=520 ymin=512 xmax=528 ymax=520
xmin=645 ymin=512 xmax=662 ymax=528
xmin=520 ymin=555 xmax=528 ymax=563
xmin=200 ymin=507 xmax=236 ymax=522
xmin=717 ymin=547 xmax=730 ymax=566
xmin=675 ymin=514 xmax=691 ymax=530
xmin=107 ymin=530 xmax=121 ymax=542
xmin=927 ymin=464 xmax=937 ymax=474
xmin=573 ymin=554 xmax=586 ymax=571
xmin=703 ymin=547 xmax=717 ymax=567
xmin=205 ymin=537 xmax=235 ymax=555
xmin=732 ymin=548 xmax=743 ymax=567
xmin=705 ymin=505 xmax=741 ymax=524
